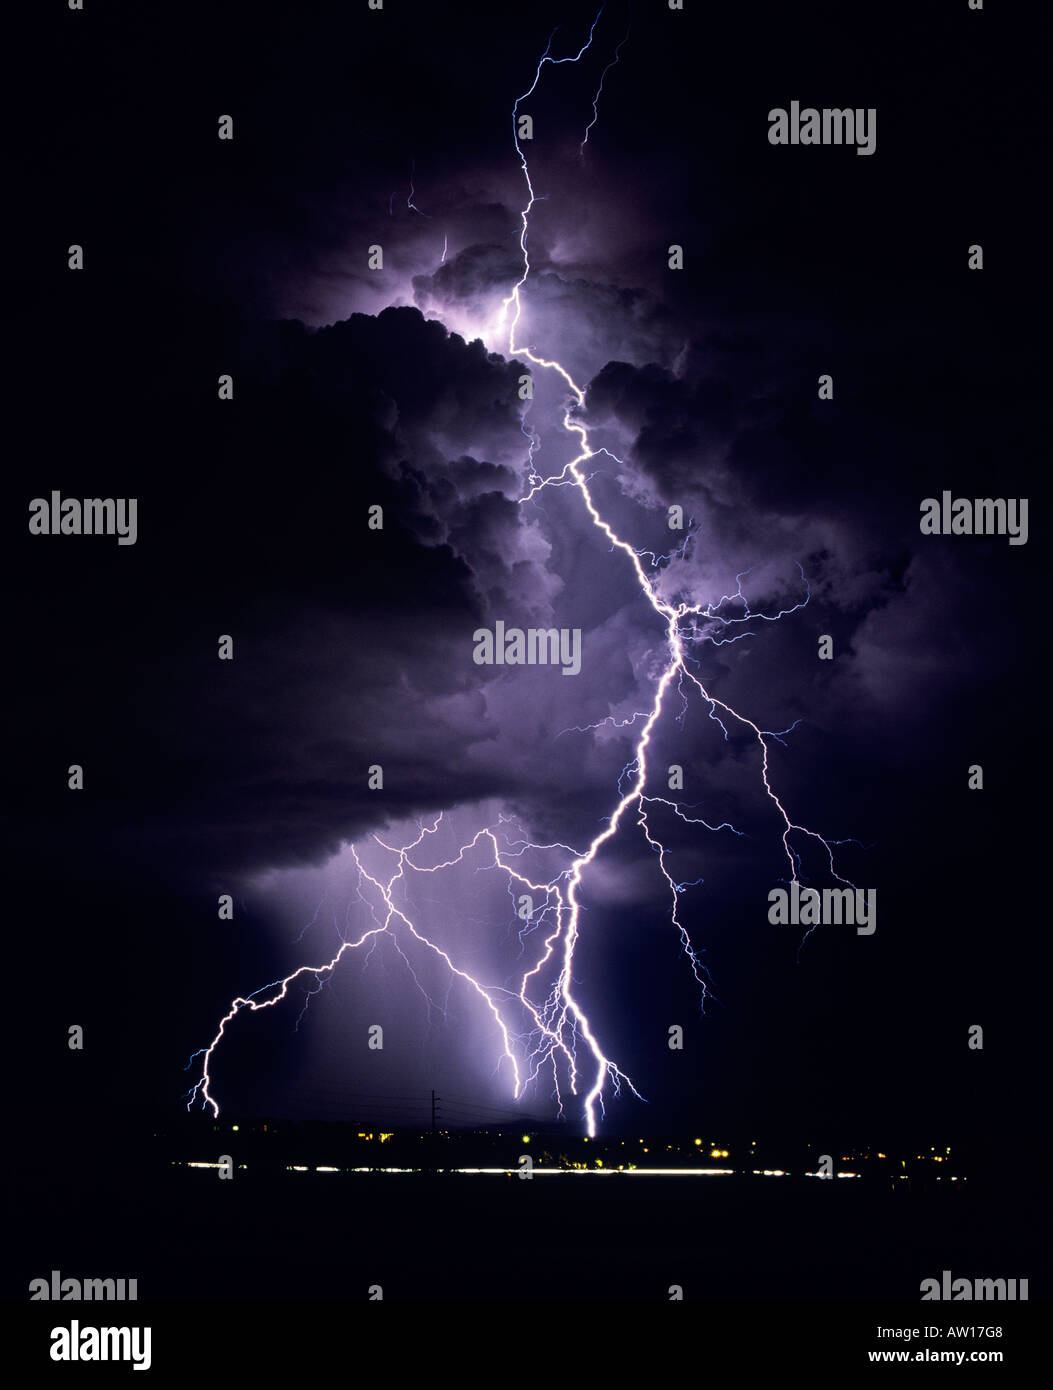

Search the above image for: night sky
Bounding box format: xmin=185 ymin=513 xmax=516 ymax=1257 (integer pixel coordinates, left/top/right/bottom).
xmin=7 ymin=0 xmax=1047 ymax=1225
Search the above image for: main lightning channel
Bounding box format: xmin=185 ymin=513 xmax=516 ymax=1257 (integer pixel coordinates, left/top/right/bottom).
xmin=498 ymin=9 xmax=852 ymax=1132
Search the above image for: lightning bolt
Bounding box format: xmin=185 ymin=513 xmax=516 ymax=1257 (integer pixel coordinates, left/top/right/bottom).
xmin=580 ymin=23 xmax=629 ymax=155
xmin=187 ymin=8 xmax=854 ymax=1137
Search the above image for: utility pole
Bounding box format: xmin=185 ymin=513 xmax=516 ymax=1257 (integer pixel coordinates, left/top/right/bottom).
xmin=431 ymin=1089 xmax=440 ymax=1132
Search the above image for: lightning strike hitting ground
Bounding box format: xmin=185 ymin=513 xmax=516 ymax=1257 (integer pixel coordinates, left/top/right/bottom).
xmin=187 ymin=10 xmax=853 ymax=1136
